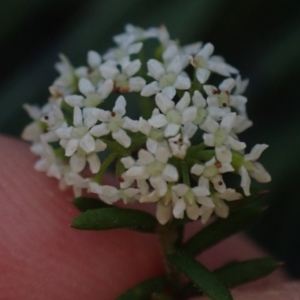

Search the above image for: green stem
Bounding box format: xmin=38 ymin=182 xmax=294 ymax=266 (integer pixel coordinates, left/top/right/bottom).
xmin=139 ymin=95 xmax=155 ymax=119
xmin=93 ymin=152 xmax=117 ymax=184
xmin=181 ymin=161 xmax=190 ymax=186
xmin=190 ymin=69 xmax=203 ymax=95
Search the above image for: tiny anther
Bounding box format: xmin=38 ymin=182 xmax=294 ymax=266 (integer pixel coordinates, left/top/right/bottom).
xmin=119 ymin=177 xmax=125 ymax=182
xmin=178 ymin=137 xmax=183 ymax=143
xmin=225 ymin=91 xmax=230 ymax=96
xmin=222 ymin=103 xmax=227 ymax=107
xmin=215 ymin=162 xmax=222 ymax=168
xmin=218 ymin=181 xmax=223 ymax=185
xmin=111 ymin=111 xmax=116 ymax=117
xmin=44 ymin=115 xmax=49 ymax=120
xmin=87 ymin=68 xmax=93 ymax=74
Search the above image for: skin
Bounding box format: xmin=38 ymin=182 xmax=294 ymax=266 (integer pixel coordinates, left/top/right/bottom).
xmin=0 ymin=135 xmax=298 ymax=300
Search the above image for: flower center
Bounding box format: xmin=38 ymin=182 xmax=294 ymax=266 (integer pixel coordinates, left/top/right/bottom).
xmin=203 ymin=165 xmax=218 ymax=178
xmin=146 ymin=160 xmax=165 ymax=176
xmin=214 ymin=129 xmax=227 ymax=147
xmin=84 ymin=94 xmax=102 ymax=107
xmin=149 ymin=128 xmax=164 ymax=141
xmin=194 ymin=107 xmax=207 ymax=125
xmin=193 ymin=56 xmax=208 ymax=69
xmin=159 ymin=73 xmax=177 ymax=88
xmin=183 ymin=189 xmax=195 ymax=205
xmin=72 ymin=126 xmax=88 ymax=138
xmin=217 ymin=91 xmax=230 ymax=107
xmin=108 ymin=113 xmax=123 ymax=132
xmin=166 ymin=109 xmax=182 ymax=125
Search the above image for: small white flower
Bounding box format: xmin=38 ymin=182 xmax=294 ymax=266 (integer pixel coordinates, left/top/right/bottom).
xmin=172 ymin=183 xmax=211 ymax=220
xmin=191 ymin=90 xmax=208 ymax=126
xmin=65 ymin=78 xmax=113 ymax=108
xmin=148 ymin=92 xmax=197 ymax=137
xmin=239 ymin=144 xmax=271 ymax=196
xmin=100 ymin=58 xmax=145 ymax=92
xmin=191 ymin=145 xmax=234 ymax=193
xmin=199 ymin=189 xmax=243 ymax=224
xmin=200 ymin=113 xmax=246 ymax=150
xmin=89 ymin=95 xmax=139 ymax=148
xmin=141 ymin=55 xmax=191 ymax=99
xmin=124 ymin=145 xmax=178 ymax=197
xmin=56 ymin=106 xmax=98 ymax=156
xmin=190 ymin=43 xmax=238 ymax=84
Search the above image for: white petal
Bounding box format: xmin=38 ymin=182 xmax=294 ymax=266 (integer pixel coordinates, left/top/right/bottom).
xmin=156 ymin=146 xmax=170 ymax=163
xmin=147 ymin=59 xmax=165 ymax=80
xmin=97 ymin=79 xmax=113 ymax=99
xmin=99 ymin=64 xmax=119 ymax=80
xmin=198 ymin=176 xmax=210 ymax=191
xmin=203 ymin=133 xmax=215 ymax=147
xmin=186 ymin=203 xmax=200 ymax=220
xmin=97 ymin=109 xmax=111 ymax=122
xmin=182 ymin=106 xmax=197 ymax=123
xmin=167 ymin=55 xmax=182 ymax=74
xmin=156 ymin=202 xmax=172 ymax=225
xmin=94 ymin=139 xmax=107 ymax=151
xmin=122 ymin=117 xmax=139 ymax=132
xmin=139 ymin=117 xmax=151 ymax=135
xmin=162 ymin=86 xmax=176 ymax=99
xmin=146 ymin=138 xmax=159 ymax=154
xmin=140 ymin=190 xmax=159 ymax=203
xmin=148 ymin=114 xmax=168 ymax=128
xmin=113 ymin=96 xmax=126 ymax=116
xmin=215 ymin=202 xmax=229 ymax=218
xmin=196 ymin=68 xmax=210 ymax=84
xmin=128 ymin=42 xmax=143 ymax=54
xmin=197 ymin=43 xmax=214 ymax=59
xmin=192 ymin=90 xmax=206 ymax=107
xmin=211 ymin=174 xmax=226 ymax=193
xmin=200 ymin=116 xmax=219 ymax=133
xmin=164 ymin=124 xmax=180 ymax=137
xmin=65 ymin=95 xmax=84 ymax=107
xmin=150 ymin=176 xmax=167 ymax=196
xmin=162 ymin=164 xmax=178 ymax=182
xmin=138 ymin=149 xmax=155 ymax=165
xmin=70 ymin=153 xmax=86 ymax=173
xmin=215 ymin=146 xmax=232 ymax=163
xmin=73 ymin=106 xmax=83 ymax=127
xmin=219 ymin=78 xmax=236 ymax=92
xmin=173 ymin=199 xmax=186 ymax=219
xmin=90 ymin=123 xmax=110 ymax=137
xmin=129 ymin=77 xmax=146 ymax=92
xmin=87 ymin=153 xmax=101 ymax=173
xmin=125 ymin=166 xmax=148 ymax=179
xmin=123 ymin=59 xmax=141 ymax=77
xmin=174 ymin=75 xmax=191 ymax=90
xmin=172 ymin=184 xmax=189 ymax=197
xmin=65 ymin=138 xmax=80 ymax=157
xmin=239 ymin=166 xmax=251 ymax=196
xmin=87 ymin=50 xmax=101 ymax=68
xmin=182 ymin=122 xmax=198 ymax=138
xmin=249 ymin=162 xmax=271 ymax=183
xmin=217 ymin=189 xmax=243 ymax=201
xmin=207 ymin=61 xmax=231 ymax=77
xmin=199 ymin=207 xmax=214 ymax=224
xmin=79 ymin=133 xmax=95 ymax=153
xmin=121 ymin=156 xmax=135 ymax=169
xmin=192 ymin=186 xmax=210 ymax=197
xmin=112 ymin=129 xmax=131 ymax=148
xmin=244 ymin=144 xmax=269 ymax=162
xmin=196 ymin=196 xmax=215 ymax=208
xmin=141 ymin=81 xmax=161 ymax=97
xmin=225 ymin=135 xmax=246 ymax=151
xmin=191 ymin=164 xmax=204 ymax=176
xmin=220 ymin=112 xmax=236 ymax=133
xmin=79 ymin=78 xmax=95 ymax=96
xmin=176 ymin=92 xmax=190 ymax=112
xmin=155 ymin=92 xmax=175 ymax=114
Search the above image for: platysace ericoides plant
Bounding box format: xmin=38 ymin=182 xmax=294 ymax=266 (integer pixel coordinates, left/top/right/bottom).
xmin=22 ymin=24 xmax=276 ymax=300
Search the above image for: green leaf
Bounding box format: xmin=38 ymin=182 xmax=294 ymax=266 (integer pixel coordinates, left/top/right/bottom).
xmin=151 ymin=292 xmax=172 ymax=300
xmin=182 ymin=258 xmax=279 ymax=298
xmin=182 ymin=206 xmax=264 ymax=256
xmin=71 ymin=207 xmax=158 ymax=232
xmin=167 ymin=251 xmax=233 ymax=300
xmin=115 ymin=276 xmax=167 ymax=300
xmin=72 ymin=197 xmax=109 ymax=212
xmin=214 ymin=258 xmax=279 ymax=287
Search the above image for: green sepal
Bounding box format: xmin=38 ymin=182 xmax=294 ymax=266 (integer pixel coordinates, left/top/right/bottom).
xmin=72 ymin=197 xmax=109 ymax=212
xmin=71 ymin=207 xmax=158 ymax=232
xmin=181 ymin=205 xmax=265 ymax=256
xmin=115 ymin=276 xmax=167 ymax=300
xmin=181 ymin=258 xmax=279 ymax=298
xmin=167 ymin=251 xmax=233 ymax=300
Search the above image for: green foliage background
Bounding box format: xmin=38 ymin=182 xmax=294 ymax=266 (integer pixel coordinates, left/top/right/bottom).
xmin=1 ymin=0 xmax=300 ymax=276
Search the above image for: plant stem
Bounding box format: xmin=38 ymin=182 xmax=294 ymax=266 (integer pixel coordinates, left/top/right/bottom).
xmin=93 ymin=152 xmax=117 ymax=184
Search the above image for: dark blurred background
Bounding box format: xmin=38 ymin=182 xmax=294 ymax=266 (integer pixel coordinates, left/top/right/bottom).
xmin=1 ymin=0 xmax=300 ymax=276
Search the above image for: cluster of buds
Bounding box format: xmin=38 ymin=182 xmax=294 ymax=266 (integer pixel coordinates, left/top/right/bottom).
xmin=22 ymin=24 xmax=271 ymax=225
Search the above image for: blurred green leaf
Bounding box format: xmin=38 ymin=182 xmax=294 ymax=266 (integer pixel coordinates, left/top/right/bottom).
xmin=72 ymin=197 xmax=109 ymax=212
xmin=181 ymin=205 xmax=264 ymax=256
xmin=182 ymin=258 xmax=279 ymax=298
xmin=72 ymin=207 xmax=158 ymax=232
xmin=167 ymin=251 xmax=233 ymax=300
xmin=115 ymin=276 xmax=167 ymax=300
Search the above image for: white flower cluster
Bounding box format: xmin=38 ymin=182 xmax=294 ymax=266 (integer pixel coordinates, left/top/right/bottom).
xmin=22 ymin=24 xmax=271 ymax=225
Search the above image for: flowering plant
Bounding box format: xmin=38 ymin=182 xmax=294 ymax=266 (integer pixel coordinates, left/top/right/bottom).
xmin=22 ymin=24 xmax=276 ymax=299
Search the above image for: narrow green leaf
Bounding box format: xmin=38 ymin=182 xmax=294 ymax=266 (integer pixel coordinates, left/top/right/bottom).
xmin=72 ymin=207 xmax=158 ymax=232
xmin=214 ymin=258 xmax=279 ymax=287
xmin=151 ymin=292 xmax=172 ymax=300
xmin=167 ymin=251 xmax=233 ymax=300
xmin=115 ymin=276 xmax=167 ymax=300
xmin=72 ymin=197 xmax=109 ymax=212
xmin=182 ymin=206 xmax=264 ymax=256
xmin=181 ymin=258 xmax=279 ymax=298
